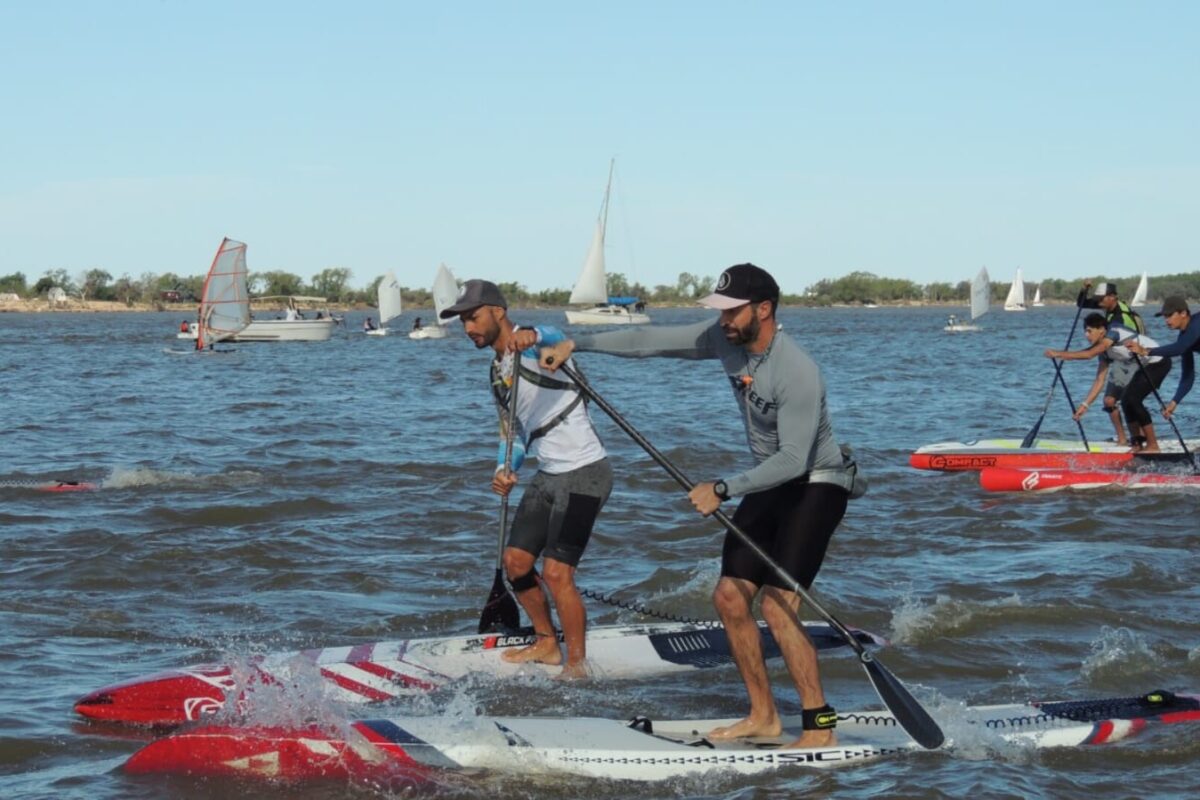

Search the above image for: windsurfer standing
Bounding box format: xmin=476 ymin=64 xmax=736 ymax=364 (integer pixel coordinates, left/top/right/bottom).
xmin=442 ymin=280 xmax=612 ymax=680
xmin=541 ymin=263 xmax=856 ymax=749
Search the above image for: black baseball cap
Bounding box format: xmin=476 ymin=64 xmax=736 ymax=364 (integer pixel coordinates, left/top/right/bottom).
xmin=1155 ymin=295 xmax=1190 ymax=317
xmin=440 ymin=279 xmax=507 ymax=318
xmin=1093 ymin=282 xmax=1118 ymax=297
xmin=698 ymin=263 xmax=781 ymax=310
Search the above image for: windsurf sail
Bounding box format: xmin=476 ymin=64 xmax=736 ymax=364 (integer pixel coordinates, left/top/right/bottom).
xmin=970 ymin=266 xmax=990 ymax=320
xmin=568 ymin=160 xmax=614 ymax=306
xmin=431 ymin=263 xmax=458 ymax=325
xmin=1131 ymin=271 xmax=1149 ymax=307
xmin=196 ymin=238 xmax=250 ymax=350
xmin=1003 ymin=267 xmax=1026 ymax=311
xmin=377 ymin=271 xmax=402 ymax=327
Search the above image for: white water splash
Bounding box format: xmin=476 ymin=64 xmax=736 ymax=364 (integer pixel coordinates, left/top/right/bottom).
xmin=889 ymin=590 xmax=1023 ymax=645
xmin=1081 ymin=626 xmax=1160 ymax=681
xmin=101 ymin=465 xmax=264 ymax=489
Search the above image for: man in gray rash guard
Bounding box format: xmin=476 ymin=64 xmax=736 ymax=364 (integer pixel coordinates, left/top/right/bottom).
xmin=541 ymin=263 xmax=853 ymax=749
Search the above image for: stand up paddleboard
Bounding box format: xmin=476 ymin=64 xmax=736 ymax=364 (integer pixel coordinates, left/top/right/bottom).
xmin=980 ymin=466 xmax=1200 ymax=493
xmin=77 ymin=621 xmax=885 ymax=726
xmin=0 ymin=480 xmax=98 ymax=493
xmin=909 ymin=438 xmax=1198 ymax=472
xmin=122 ymin=690 xmax=1200 ymax=783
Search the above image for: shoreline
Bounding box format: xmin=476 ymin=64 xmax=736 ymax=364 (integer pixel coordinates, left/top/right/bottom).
xmin=0 ymin=299 xmax=1077 ymax=314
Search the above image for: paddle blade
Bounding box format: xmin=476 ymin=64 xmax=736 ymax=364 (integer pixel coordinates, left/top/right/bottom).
xmin=1019 ymin=416 xmax=1044 ymax=449
xmin=861 ymin=654 xmax=944 ymax=749
xmin=478 ymin=569 xmax=520 ymax=633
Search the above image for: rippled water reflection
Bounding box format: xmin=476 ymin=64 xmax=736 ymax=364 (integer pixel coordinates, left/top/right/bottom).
xmin=1 ymin=307 xmax=1197 ymax=798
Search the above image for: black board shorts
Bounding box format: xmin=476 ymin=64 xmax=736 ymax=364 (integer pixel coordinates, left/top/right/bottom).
xmin=720 ymin=477 xmax=848 ymax=591
xmin=507 ymin=458 xmax=613 ymax=567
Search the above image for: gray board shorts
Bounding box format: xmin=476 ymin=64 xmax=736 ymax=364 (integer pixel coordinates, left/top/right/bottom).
xmin=507 ymin=458 xmax=613 ymax=567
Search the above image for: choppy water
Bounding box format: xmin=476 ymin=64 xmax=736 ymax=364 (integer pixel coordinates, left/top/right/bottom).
xmin=1 ymin=306 xmax=1197 ymax=799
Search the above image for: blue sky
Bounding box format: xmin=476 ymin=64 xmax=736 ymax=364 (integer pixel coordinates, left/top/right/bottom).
xmin=1 ymin=2 xmax=1196 ymax=294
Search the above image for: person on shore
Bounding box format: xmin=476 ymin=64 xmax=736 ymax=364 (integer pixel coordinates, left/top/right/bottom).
xmin=1129 ymin=296 xmax=1200 ymax=422
xmin=441 ymin=280 xmax=612 ymax=679
xmin=540 ymin=263 xmax=856 ymax=749
xmin=1045 ymin=313 xmax=1170 ymax=451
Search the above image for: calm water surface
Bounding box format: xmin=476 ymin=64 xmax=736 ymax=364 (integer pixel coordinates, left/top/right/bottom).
xmin=1 ymin=306 xmax=1197 ymax=799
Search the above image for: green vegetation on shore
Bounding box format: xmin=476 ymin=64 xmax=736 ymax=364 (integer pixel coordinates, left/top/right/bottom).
xmin=2 ymin=266 xmax=1197 ymax=309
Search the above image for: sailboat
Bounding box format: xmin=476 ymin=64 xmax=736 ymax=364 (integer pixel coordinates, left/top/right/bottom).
xmin=1131 ymin=271 xmax=1149 ymax=307
xmin=193 ymin=238 xmax=250 ymax=350
xmin=1003 ymin=268 xmax=1026 ymax=311
xmin=944 ymin=267 xmax=990 ymax=332
xmin=1032 ymin=285 xmax=1044 ymax=307
xmin=410 ymin=263 xmax=458 ymax=340
xmin=565 ymin=160 xmax=650 ymax=326
xmin=366 ymin=271 xmax=402 ymax=336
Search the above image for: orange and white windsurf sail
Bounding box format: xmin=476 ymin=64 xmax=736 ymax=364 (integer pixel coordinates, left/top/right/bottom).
xmin=196 ymin=238 xmax=250 ymax=350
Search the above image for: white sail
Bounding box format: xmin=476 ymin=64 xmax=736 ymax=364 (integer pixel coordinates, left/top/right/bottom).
xmin=970 ymin=267 xmax=991 ymax=320
xmin=1003 ymin=268 xmax=1026 ymax=311
xmin=377 ymin=271 xmax=402 ymax=327
xmin=1032 ymin=286 xmax=1044 ymax=306
xmin=431 ymin=263 xmax=459 ymax=325
xmin=1131 ymin=271 xmax=1148 ymax=307
xmin=197 ymin=238 xmax=250 ymax=349
xmin=568 ymin=161 xmax=613 ymax=306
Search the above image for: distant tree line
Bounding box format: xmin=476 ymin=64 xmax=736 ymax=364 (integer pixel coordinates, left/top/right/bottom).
xmin=2 ymin=266 xmax=1197 ymax=308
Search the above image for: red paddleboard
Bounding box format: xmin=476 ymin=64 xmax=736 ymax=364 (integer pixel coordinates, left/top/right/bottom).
xmin=0 ymin=480 xmax=98 ymax=492
xmin=980 ymin=466 xmax=1200 ymax=493
xmin=122 ymin=722 xmax=430 ymax=785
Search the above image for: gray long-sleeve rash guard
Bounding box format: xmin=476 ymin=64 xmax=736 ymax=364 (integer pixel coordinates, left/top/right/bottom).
xmin=574 ymin=320 xmax=851 ymax=497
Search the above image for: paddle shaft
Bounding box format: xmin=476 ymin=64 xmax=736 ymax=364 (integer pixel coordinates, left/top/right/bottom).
xmin=1131 ymin=354 xmax=1197 ymax=471
xmin=1023 ymin=302 xmax=1086 ymax=448
xmin=556 ymin=360 xmax=944 ymax=749
xmin=497 ymin=364 xmax=522 ymax=567
xmin=557 ymin=364 xmax=863 ymax=655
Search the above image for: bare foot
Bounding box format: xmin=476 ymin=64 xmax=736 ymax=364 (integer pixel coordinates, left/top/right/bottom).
xmin=783 ymin=729 xmax=837 ymax=749
xmin=708 ymin=716 xmax=782 ymax=740
xmin=1141 ymin=446 xmax=1161 ymax=454
xmin=500 ymin=638 xmax=562 ymax=665
xmin=552 ymin=660 xmax=591 ymax=681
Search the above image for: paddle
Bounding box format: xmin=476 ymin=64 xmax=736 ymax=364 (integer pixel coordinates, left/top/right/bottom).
xmin=553 ymin=360 xmax=945 ymax=750
xmin=1022 ymin=302 xmax=1085 ymax=448
xmin=477 ymin=360 xmax=522 ymax=633
xmin=1131 ymin=355 xmax=1198 ymax=473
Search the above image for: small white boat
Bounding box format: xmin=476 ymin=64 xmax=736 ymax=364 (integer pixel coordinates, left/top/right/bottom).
xmin=365 ymin=272 xmax=402 ymax=336
xmin=1003 ymin=268 xmax=1026 ymax=311
xmin=1032 ymin=285 xmax=1044 ymax=307
xmin=1131 ymin=271 xmax=1149 ymax=307
xmin=565 ymin=159 xmax=650 ymax=326
xmin=237 ymin=297 xmax=337 ymax=341
xmin=410 ymin=263 xmax=457 ymax=340
xmin=944 ymin=266 xmax=990 ymax=332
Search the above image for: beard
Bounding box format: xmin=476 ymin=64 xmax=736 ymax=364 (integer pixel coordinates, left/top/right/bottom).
xmin=722 ymin=314 xmax=760 ymax=346
xmin=466 ymin=316 xmax=501 ymax=349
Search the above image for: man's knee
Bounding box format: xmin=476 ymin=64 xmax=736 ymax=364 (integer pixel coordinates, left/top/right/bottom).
xmin=713 ymin=577 xmax=756 ymax=615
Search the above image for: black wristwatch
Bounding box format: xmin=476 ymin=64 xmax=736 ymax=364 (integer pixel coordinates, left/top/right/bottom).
xmin=713 ymin=480 xmax=730 ymax=501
